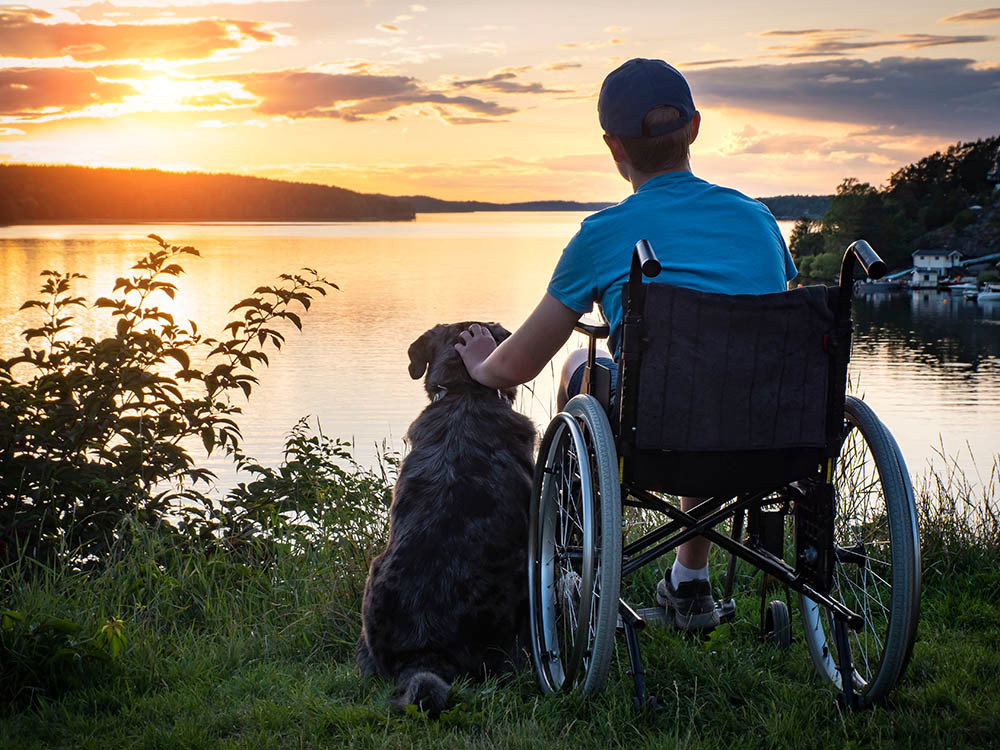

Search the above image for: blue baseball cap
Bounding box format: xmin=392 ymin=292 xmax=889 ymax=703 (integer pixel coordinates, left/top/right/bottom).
xmin=598 ymin=58 xmax=696 ymax=137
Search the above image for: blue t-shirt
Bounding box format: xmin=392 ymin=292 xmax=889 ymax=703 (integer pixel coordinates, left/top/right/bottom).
xmin=548 ymin=170 xmax=797 ymax=354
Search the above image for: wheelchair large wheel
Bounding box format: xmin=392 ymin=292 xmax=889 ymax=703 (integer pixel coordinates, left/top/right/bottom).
xmin=528 ymin=395 xmax=621 ymax=696
xmin=800 ymin=395 xmax=921 ymax=706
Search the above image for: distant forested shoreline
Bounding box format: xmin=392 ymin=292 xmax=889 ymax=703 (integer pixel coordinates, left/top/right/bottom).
xmin=0 ymin=163 xmax=829 ymax=225
xmin=401 ymin=194 xmax=830 ymax=219
xmin=0 ymin=165 xmax=416 ymax=224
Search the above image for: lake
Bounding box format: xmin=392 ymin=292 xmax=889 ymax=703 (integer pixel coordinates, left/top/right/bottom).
xmin=1 ymin=214 xmax=997 ymax=495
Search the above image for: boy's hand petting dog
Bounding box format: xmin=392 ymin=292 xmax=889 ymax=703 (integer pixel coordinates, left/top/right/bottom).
xmin=455 ymin=323 xmax=497 ymax=383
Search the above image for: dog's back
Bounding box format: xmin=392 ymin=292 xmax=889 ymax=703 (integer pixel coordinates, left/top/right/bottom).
xmin=356 ymin=323 xmax=535 ymax=715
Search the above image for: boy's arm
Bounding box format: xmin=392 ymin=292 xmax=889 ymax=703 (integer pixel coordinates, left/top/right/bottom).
xmin=455 ymin=293 xmax=581 ymax=389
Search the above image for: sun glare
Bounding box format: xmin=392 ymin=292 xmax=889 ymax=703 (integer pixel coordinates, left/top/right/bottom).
xmin=138 ymin=76 xmax=187 ymax=109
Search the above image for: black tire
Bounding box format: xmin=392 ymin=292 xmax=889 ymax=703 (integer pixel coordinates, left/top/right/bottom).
xmin=528 ymin=395 xmax=621 ymax=696
xmin=764 ymin=599 xmax=791 ymax=651
xmin=800 ymin=395 xmax=921 ymax=706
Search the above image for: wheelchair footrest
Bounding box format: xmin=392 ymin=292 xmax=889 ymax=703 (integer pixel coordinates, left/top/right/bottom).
xmin=634 ymin=607 xmax=670 ymax=626
xmin=633 ymin=600 xmax=735 ymax=628
xmin=717 ymin=598 xmax=737 ymax=623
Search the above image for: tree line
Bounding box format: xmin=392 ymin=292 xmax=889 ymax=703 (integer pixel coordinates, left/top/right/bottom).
xmin=789 ymin=134 xmax=1000 ymax=278
xmin=757 ymin=194 xmax=830 ymax=220
xmin=0 ymin=164 xmax=415 ymax=224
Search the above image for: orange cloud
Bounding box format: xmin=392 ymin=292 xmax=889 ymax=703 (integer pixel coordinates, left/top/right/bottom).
xmin=227 ymin=69 xmax=517 ymax=123
xmin=761 ymin=27 xmax=994 ymax=57
xmin=0 ymin=67 xmax=137 ymax=117
xmin=544 ymin=61 xmax=582 ymax=71
xmin=940 ymin=8 xmax=1000 ymax=23
xmin=0 ymin=6 xmax=277 ymax=62
xmin=451 ymin=71 xmax=570 ymax=94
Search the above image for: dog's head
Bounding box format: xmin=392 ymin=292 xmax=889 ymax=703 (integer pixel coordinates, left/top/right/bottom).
xmin=408 ymin=321 xmax=514 ymax=400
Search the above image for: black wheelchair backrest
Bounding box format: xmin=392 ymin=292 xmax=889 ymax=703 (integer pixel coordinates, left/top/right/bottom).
xmin=632 ymin=282 xmax=841 ymax=453
xmin=614 ymin=243 xmax=855 ymax=496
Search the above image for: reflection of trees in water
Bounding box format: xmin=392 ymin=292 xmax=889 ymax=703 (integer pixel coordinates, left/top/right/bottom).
xmin=851 ymin=291 xmax=1000 ymax=372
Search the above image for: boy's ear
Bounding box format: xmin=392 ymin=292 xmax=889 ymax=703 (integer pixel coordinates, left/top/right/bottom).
xmin=603 ymin=133 xmax=627 ymax=162
xmin=407 ymin=330 xmax=432 ymax=380
xmin=689 ymin=110 xmax=701 ymax=145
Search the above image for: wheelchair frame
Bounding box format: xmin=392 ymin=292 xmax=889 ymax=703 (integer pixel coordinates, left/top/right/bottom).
xmin=527 ymin=240 xmax=921 ymax=711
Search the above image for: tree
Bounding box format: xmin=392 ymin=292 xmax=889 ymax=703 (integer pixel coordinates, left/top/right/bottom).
xmin=789 ymin=217 xmax=825 ymax=257
xmin=819 ymin=178 xmax=909 ymax=268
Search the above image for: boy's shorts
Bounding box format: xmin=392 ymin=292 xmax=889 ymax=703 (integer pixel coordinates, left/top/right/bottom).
xmin=566 ymin=356 xmax=618 ymax=400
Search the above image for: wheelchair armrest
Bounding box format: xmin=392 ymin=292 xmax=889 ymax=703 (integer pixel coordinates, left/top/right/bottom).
xmin=575 ymin=319 xmax=609 ymax=339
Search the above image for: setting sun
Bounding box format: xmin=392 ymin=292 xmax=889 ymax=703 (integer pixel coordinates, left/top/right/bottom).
xmin=134 ymin=75 xmax=186 ymax=109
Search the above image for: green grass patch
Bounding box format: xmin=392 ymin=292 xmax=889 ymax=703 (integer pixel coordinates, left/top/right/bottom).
xmin=3 ymin=459 xmax=999 ymax=749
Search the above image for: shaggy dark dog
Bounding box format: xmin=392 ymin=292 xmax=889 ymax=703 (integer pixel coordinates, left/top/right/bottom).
xmin=355 ymin=321 xmax=536 ymax=716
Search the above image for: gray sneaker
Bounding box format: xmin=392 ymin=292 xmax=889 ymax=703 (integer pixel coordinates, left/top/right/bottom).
xmin=656 ymin=577 xmax=721 ymax=631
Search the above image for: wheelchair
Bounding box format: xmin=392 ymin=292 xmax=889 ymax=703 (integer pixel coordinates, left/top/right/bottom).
xmin=527 ymin=239 xmax=921 ymax=711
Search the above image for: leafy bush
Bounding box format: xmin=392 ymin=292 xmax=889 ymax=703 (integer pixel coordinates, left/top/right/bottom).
xmin=0 ymin=235 xmax=336 ymax=567
xmin=204 ymin=418 xmax=395 ymax=579
xmin=815 ymin=251 xmax=844 ymax=280
xmin=0 ymin=609 xmax=125 ymax=707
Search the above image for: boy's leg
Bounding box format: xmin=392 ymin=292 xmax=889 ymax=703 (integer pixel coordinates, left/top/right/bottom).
xmin=560 ymin=349 xmax=715 ymax=628
xmin=556 ymin=349 xmax=589 ymax=411
xmin=658 ymin=496 xmax=719 ymax=630
xmin=675 ymin=496 xmax=711 ymax=575
xmin=558 ymin=347 xmax=614 ymax=411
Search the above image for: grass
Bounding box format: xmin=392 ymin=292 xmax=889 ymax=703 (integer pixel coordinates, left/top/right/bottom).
xmin=2 ymin=457 xmax=999 ymax=749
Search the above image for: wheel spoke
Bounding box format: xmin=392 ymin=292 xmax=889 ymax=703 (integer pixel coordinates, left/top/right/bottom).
xmin=798 ymin=397 xmax=917 ymax=705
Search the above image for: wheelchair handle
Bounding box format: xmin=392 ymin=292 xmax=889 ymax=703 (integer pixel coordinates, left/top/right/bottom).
xmin=634 ymin=239 xmax=661 ymax=278
xmin=574 ymin=319 xmax=610 ymax=338
xmin=841 ymin=240 xmax=886 ymax=282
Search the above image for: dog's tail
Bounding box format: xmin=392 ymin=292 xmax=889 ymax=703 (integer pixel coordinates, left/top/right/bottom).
xmin=393 ymin=668 xmax=451 ymax=717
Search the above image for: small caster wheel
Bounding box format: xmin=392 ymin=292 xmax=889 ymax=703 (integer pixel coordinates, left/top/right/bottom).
xmin=763 ymin=599 xmax=791 ymax=650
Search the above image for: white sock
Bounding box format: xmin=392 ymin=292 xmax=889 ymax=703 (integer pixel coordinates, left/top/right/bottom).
xmin=670 ymin=559 xmax=709 ymax=588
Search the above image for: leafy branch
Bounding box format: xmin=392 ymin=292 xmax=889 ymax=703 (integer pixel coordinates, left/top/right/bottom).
xmin=0 ymin=235 xmax=336 ymax=567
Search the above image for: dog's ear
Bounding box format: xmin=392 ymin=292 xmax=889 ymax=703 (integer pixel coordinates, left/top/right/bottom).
xmin=407 ymin=330 xmax=433 ymax=380
xmin=486 ymin=322 xmax=511 ymax=345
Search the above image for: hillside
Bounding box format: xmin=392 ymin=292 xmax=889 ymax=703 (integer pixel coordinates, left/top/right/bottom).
xmin=914 ymin=202 xmax=1000 ymax=260
xmin=789 ymin=134 xmax=1000 ymax=276
xmin=0 ymin=165 xmax=415 ymax=224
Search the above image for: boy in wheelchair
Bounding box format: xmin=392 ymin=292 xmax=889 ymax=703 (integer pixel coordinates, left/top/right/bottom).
xmin=456 ymin=57 xmax=796 ymax=632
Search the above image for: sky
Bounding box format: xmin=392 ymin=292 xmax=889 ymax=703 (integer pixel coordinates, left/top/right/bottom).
xmin=1 ymin=1 xmax=999 ymax=201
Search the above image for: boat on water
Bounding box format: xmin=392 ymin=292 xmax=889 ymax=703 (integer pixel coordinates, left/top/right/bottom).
xmin=943 ymin=281 xmax=979 ymax=293
xmin=977 ymin=283 xmax=1000 ymax=302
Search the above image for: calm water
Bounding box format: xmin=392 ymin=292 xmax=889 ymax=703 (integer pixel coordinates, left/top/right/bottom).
xmin=1 ymin=214 xmax=997 ymax=493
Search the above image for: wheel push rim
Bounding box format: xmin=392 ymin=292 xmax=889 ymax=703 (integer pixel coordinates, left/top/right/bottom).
xmin=531 ymin=412 xmax=598 ymax=692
